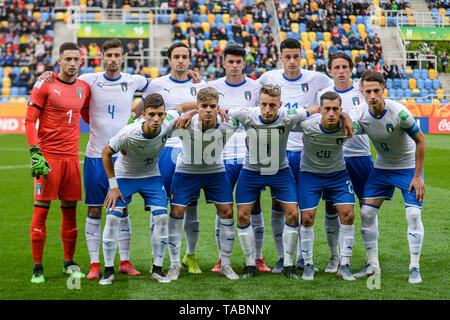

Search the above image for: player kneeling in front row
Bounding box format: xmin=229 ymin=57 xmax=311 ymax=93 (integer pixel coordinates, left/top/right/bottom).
xmin=166 ymin=87 xmax=240 ymax=281
xmin=294 ymin=91 xmax=357 ymax=281
xmin=99 ymin=94 xmax=187 ymax=285
xmin=226 ymin=84 xmax=321 ymax=280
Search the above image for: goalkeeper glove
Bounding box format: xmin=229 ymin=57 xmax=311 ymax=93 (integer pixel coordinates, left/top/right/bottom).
xmin=30 ymin=145 xmax=52 ymax=179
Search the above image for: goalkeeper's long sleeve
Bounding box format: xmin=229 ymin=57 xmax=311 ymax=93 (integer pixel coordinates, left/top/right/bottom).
xmin=25 ymin=103 xmax=41 ymax=147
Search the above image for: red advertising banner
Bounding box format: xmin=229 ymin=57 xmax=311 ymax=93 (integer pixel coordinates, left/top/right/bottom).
xmin=429 ymin=117 xmax=450 ymax=134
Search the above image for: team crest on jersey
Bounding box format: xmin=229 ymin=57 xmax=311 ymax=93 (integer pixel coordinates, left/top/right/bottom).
xmin=190 ymin=87 xmax=197 ymax=96
xmin=77 ymin=88 xmax=83 ymax=99
xmin=352 ymin=97 xmax=360 ymax=106
xmin=336 ymin=138 xmax=344 ymax=145
xmin=36 ymin=184 xmax=43 ymax=195
xmin=244 ymin=91 xmax=251 ymax=101
xmin=121 ymin=83 xmax=128 ymax=92
xmin=301 ymin=83 xmax=309 ymax=93
xmin=386 ymin=123 xmax=394 ymax=133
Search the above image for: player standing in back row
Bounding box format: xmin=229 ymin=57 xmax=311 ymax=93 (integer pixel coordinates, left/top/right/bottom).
xmin=25 ymin=42 xmax=90 ymax=283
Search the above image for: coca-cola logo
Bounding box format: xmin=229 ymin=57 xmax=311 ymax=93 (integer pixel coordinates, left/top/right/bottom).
xmin=438 ymin=119 xmax=450 ymax=132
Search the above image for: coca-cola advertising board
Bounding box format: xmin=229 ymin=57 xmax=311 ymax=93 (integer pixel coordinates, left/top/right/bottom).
xmin=429 ymin=117 xmax=450 ymax=133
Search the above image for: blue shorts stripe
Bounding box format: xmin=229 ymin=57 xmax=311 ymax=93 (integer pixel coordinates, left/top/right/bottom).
xmin=107 ymin=210 xmax=123 ymax=217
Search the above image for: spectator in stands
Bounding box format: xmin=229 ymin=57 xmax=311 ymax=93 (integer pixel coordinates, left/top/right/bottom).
xmin=390 ymin=61 xmax=401 ymax=79
xmin=382 ymin=62 xmax=391 ymax=80
xmin=356 ymin=59 xmax=366 ymax=78
xmin=328 ymin=42 xmax=338 ymax=56
xmin=341 ymin=35 xmax=350 ymax=50
xmin=330 ymin=25 xmax=340 ymax=45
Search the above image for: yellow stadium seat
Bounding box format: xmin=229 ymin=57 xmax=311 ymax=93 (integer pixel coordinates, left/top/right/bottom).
xmin=204 ymin=39 xmax=212 ymax=48
xmin=25 ymin=3 xmax=34 ymax=10
xmin=308 ymin=31 xmax=316 ymax=42
xmin=280 ymin=31 xmax=286 ymax=41
xmin=241 ymin=31 xmax=248 ymax=38
xmin=349 ymin=15 xmax=356 ymax=24
xmin=436 ymin=89 xmax=444 ymax=99
xmin=3 ymin=67 xmax=12 ymax=76
xmin=200 ymin=5 xmax=207 ymax=14
xmin=359 ymin=50 xmax=367 ymax=56
xmin=408 ymin=98 xmax=416 ymax=104
xmin=409 ymin=78 xmax=417 ymax=89
xmin=149 ymin=67 xmax=158 ymax=78
xmin=308 ymin=58 xmax=316 ymax=66
xmin=80 ymin=0 xmax=87 ymax=4
xmin=291 ymin=23 xmax=299 ymax=33
xmin=306 ymin=50 xmax=314 ymax=61
xmin=201 ymin=22 xmax=210 ymax=32
xmin=412 ymin=88 xmax=421 ymax=96
xmin=301 ymin=32 xmax=309 ymax=42
xmin=219 ymin=40 xmax=228 ymax=49
xmin=122 ymin=4 xmax=130 ymax=8
xmin=302 ymin=41 xmax=311 ymax=51
xmin=181 ymin=39 xmax=188 ymax=45
xmin=179 ymin=22 xmax=187 ymax=32
xmin=142 ymin=67 xmax=151 ymax=75
xmin=95 ymin=12 xmax=101 ymax=22
xmin=428 ymin=69 xmax=437 ymax=80
xmin=222 ymin=14 xmax=230 ymax=23
xmin=342 ymin=23 xmax=351 ymax=33
xmin=55 ymin=12 xmax=64 ymax=21
xmin=2 ymin=87 xmax=10 ymax=97
xmin=379 ymin=16 xmax=386 ymax=26
xmin=351 ymin=50 xmax=359 ymax=59
xmin=254 ymin=22 xmax=262 ymax=32
xmin=360 ymin=32 xmax=367 ymax=41
xmin=246 ymin=14 xmax=253 ymax=23
xmin=383 ymin=88 xmax=388 ymax=97
xmin=323 ymin=32 xmax=331 ymax=42
xmin=64 ymin=12 xmax=70 ymax=23
xmin=16 ymin=97 xmax=27 ymax=103
xmin=318 ymin=40 xmax=326 ymax=48
xmin=169 ymin=13 xmax=176 ymax=23
xmin=310 ymin=15 xmax=318 ymax=22
xmin=207 ymin=13 xmax=215 ymax=23
xmin=33 ymin=11 xmax=41 ymax=20
xmin=432 ymin=98 xmax=440 ymax=104
xmin=405 ymin=68 xmax=413 ymax=77
xmin=94 ymin=67 xmax=102 ymax=73
xmin=438 ymin=8 xmax=445 ymax=12
xmin=357 ymin=24 xmax=366 ymax=34
xmin=147 ymin=13 xmax=154 ymax=23
xmin=301 ymin=58 xmax=307 ymax=68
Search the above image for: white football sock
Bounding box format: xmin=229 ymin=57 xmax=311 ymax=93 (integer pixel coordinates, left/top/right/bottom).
xmin=282 ymin=223 xmax=299 ymax=267
xmin=184 ymin=205 xmax=199 ymax=255
xmin=214 ymin=212 xmax=221 ymax=260
xmin=339 ymin=224 xmax=355 ymax=266
xmin=237 ymin=223 xmax=256 ymax=266
xmin=360 ymin=204 xmax=379 ymax=267
xmin=85 ymin=216 xmax=101 ymax=264
xmin=250 ymin=211 xmax=264 ymax=260
xmin=300 ymin=225 xmax=314 ymax=265
xmin=168 ymin=215 xmax=184 ymax=266
xmin=325 ymin=212 xmax=340 ymax=257
xmin=118 ymin=214 xmax=131 ymax=262
xmin=102 ymin=214 xmax=120 ymax=268
xmin=219 ymin=218 xmax=235 ymax=266
xmin=152 ymin=214 xmax=169 ymax=267
xmin=271 ymin=208 xmax=285 ymax=259
xmin=405 ymin=206 xmax=424 ymax=269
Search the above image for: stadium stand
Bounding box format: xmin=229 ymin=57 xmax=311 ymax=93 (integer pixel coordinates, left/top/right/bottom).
xmin=0 ymin=0 xmax=55 ymax=100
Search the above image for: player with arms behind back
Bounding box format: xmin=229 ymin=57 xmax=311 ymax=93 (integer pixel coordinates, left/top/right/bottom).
xmin=25 ymin=42 xmax=90 ymax=283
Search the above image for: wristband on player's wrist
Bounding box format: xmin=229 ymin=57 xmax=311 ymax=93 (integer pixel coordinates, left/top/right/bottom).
xmin=108 ymin=177 xmax=119 ymax=189
xmin=30 ymin=145 xmax=41 ymax=154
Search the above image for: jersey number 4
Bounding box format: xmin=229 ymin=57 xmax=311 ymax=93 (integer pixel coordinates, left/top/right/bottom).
xmin=108 ymin=105 xmax=115 ymax=119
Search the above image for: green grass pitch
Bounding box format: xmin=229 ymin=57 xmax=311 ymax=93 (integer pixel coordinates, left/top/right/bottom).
xmin=0 ymin=133 xmax=448 ymax=300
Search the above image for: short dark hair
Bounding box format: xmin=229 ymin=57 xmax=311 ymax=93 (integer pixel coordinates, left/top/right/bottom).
xmin=223 ymin=44 xmax=245 ymax=59
xmin=320 ymin=91 xmax=342 ymax=107
xmin=280 ymin=38 xmax=301 ymax=53
xmin=102 ymin=39 xmax=123 ymax=53
xmin=167 ymin=42 xmax=191 ymax=60
xmin=59 ymin=42 xmax=79 ymax=55
xmin=144 ymin=93 xmax=165 ymax=110
xmin=361 ymin=70 xmax=385 ymax=87
xmin=328 ymin=52 xmax=354 ymax=70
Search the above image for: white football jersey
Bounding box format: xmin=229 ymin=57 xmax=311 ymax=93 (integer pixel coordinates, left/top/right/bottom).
xmin=317 ymin=82 xmax=371 ymax=157
xmin=80 ymin=72 xmax=149 ymax=158
xmin=174 ymin=114 xmax=239 ymax=174
xmin=295 ymin=115 xmax=351 ymax=173
xmin=228 ymin=107 xmax=308 ymax=174
xmin=108 ymin=110 xmax=180 ymax=179
xmin=350 ymin=99 xmax=419 ymax=170
xmin=207 ymin=76 xmax=261 ymax=160
xmin=141 ymin=74 xmax=206 ymax=148
xmin=257 ymin=68 xmax=333 ymax=151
